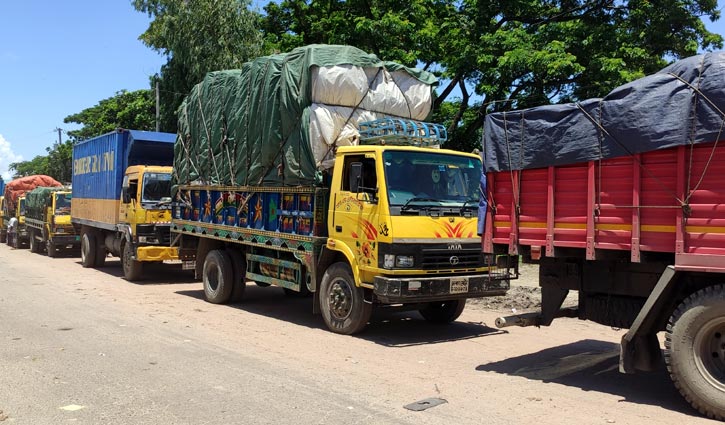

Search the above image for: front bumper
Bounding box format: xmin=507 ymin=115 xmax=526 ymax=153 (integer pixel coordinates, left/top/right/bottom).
xmin=374 ymin=273 xmax=510 ymax=303
xmin=136 ymin=245 xmax=178 ymax=262
xmin=51 ymin=234 xmax=81 ymax=246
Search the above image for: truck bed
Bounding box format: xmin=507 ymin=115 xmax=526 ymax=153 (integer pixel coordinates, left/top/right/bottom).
xmin=482 ymin=141 xmax=725 ymax=272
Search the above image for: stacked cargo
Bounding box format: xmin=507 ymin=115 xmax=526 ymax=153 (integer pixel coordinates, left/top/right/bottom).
xmin=175 ymin=44 xmax=437 ymax=187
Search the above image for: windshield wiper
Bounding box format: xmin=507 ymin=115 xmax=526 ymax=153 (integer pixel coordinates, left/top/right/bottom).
xmin=400 ymin=197 xmax=442 ymax=212
xmin=459 ymin=198 xmax=479 ymax=212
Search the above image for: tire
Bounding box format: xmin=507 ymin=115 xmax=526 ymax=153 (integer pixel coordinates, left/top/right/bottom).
xmin=319 ymin=263 xmax=372 ymax=335
xmin=46 ymin=240 xmax=57 ymax=258
xmin=203 ymin=250 xmax=234 ymax=304
xmin=81 ymin=233 xmax=96 ymax=268
xmin=94 ymin=235 xmax=107 ymax=267
xmin=0 ymin=230 xmax=6 ymax=243
xmin=29 ymin=231 xmax=39 ymax=253
xmin=226 ymin=249 xmax=246 ymax=303
xmin=122 ymin=242 xmax=144 ymax=281
xmin=419 ymin=299 xmax=467 ymax=324
xmin=665 ymin=285 xmax=725 ymax=421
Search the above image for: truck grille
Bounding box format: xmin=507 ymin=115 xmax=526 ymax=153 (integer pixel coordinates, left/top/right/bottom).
xmin=137 ymin=224 xmax=171 ymax=245
xmin=421 ymin=247 xmax=484 ymax=269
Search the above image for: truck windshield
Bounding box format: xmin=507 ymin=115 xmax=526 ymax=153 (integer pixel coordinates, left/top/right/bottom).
xmin=54 ymin=193 xmax=71 ymax=215
xmin=141 ymin=173 xmax=172 ymax=205
xmin=19 ymin=198 xmax=26 ymax=216
xmin=383 ymin=150 xmax=481 ymax=213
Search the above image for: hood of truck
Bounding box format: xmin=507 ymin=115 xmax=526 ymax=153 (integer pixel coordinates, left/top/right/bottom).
xmin=143 ymin=208 xmax=172 ymax=224
xmin=385 ymin=215 xmax=478 ymax=242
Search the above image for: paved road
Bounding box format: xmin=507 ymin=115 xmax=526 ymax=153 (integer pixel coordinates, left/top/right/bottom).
xmin=0 ymin=244 xmax=718 ymax=424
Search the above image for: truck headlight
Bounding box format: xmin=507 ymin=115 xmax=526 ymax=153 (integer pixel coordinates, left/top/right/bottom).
xmin=384 ymin=254 xmax=395 ymax=269
xmin=138 ymin=236 xmax=148 ymax=243
xmin=395 ymin=256 xmax=414 ymax=268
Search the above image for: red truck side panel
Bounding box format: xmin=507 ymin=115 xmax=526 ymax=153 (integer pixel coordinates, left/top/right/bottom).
xmin=484 ymin=141 xmax=725 ymax=271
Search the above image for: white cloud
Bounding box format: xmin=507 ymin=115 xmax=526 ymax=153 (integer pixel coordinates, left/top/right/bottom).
xmin=0 ymin=134 xmax=23 ymax=181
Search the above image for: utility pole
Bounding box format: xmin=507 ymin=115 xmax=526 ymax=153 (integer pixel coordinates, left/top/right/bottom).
xmin=155 ymin=80 xmax=160 ymax=132
xmin=55 ymin=127 xmax=62 ymax=145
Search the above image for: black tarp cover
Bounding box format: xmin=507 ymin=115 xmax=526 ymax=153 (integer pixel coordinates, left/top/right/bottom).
xmin=483 ymin=51 xmax=725 ymax=172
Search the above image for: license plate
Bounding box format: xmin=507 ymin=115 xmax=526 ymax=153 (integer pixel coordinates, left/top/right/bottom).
xmin=182 ymin=261 xmax=196 ymax=270
xmin=450 ymin=278 xmax=469 ymax=294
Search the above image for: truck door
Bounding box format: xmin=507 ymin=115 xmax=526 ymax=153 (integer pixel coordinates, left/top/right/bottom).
xmin=331 ymin=153 xmax=382 ymax=269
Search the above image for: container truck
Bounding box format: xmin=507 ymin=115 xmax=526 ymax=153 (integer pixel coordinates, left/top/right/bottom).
xmin=25 ymin=187 xmax=79 ymax=256
xmin=2 ymin=175 xmax=63 ymax=248
xmin=481 ymin=52 xmax=725 ymax=419
xmin=71 ymin=129 xmax=178 ymax=280
xmin=172 ymin=45 xmax=515 ymax=334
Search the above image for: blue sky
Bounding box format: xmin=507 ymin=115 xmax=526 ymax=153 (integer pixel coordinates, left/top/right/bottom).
xmin=0 ymin=1 xmax=724 ymax=181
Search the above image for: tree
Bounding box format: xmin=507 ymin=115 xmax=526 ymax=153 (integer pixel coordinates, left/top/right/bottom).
xmin=261 ymin=0 xmax=723 ymax=152
xmin=9 ymin=155 xmax=49 ymax=179
xmin=133 ymin=0 xmax=264 ymax=132
xmin=63 ymin=89 xmax=155 ymax=140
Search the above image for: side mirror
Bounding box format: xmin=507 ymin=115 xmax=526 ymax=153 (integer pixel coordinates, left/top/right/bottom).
xmin=349 ymin=162 xmax=363 ymax=193
xmin=122 ymin=187 xmax=131 ymax=204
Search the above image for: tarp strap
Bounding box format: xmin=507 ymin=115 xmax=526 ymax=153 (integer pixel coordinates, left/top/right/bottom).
xmin=575 ymin=102 xmax=685 ymax=207
xmin=221 ymin=114 xmax=235 ymax=185
xmin=667 ymin=72 xmax=725 ymax=205
xmin=317 ymin=67 xmax=385 ymax=169
xmin=197 ymin=95 xmax=222 ymax=184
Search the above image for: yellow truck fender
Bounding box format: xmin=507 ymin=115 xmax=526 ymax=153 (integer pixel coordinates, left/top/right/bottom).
xmin=320 ymin=238 xmax=363 ymax=287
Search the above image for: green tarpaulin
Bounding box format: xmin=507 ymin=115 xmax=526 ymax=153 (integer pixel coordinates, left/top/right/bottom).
xmin=26 ymin=187 xmax=66 ymax=220
xmin=175 ymin=44 xmax=438 ymax=187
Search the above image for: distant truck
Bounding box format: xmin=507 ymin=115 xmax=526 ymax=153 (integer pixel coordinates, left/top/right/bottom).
xmin=172 ymin=45 xmax=515 ymax=334
xmin=71 ymin=129 xmax=178 ymax=280
xmin=0 ymin=196 xmax=5 ymax=243
xmin=481 ymin=52 xmax=725 ymax=419
xmin=25 ymin=187 xmax=79 ymax=256
xmin=2 ymin=175 xmax=63 ymax=248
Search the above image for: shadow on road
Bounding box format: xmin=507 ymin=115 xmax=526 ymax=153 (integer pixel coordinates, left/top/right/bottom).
xmin=475 ymin=339 xmax=697 ymax=417
xmin=176 ymin=285 xmax=505 ymax=346
xmin=74 ymin=258 xmax=198 ymax=285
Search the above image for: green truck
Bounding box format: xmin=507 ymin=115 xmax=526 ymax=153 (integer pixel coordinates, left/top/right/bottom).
xmin=25 ymin=187 xmax=80 ymax=256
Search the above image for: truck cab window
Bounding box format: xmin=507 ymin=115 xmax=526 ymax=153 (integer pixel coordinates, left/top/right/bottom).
xmin=342 ymin=155 xmax=377 ymax=193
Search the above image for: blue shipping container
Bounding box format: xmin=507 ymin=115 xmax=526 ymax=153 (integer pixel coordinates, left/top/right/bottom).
xmin=71 ymin=129 xmax=175 ymax=226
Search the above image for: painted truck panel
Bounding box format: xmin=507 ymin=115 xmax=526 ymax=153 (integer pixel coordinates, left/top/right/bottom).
xmin=71 ymin=130 xmax=175 ymax=226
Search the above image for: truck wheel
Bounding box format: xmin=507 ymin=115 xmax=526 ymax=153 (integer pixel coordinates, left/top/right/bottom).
xmin=122 ymin=242 xmax=144 ymax=281
xmin=419 ymin=299 xmax=467 ymax=324
xmin=94 ymin=235 xmax=107 ymax=267
xmin=81 ymin=233 xmax=96 ymax=267
xmin=46 ymin=240 xmax=57 ymax=258
xmin=665 ymin=285 xmax=725 ymax=420
xmin=29 ymin=232 xmax=39 ymax=253
xmin=227 ymin=249 xmax=246 ymax=303
xmin=203 ymin=250 xmax=234 ymax=304
xmin=319 ymin=262 xmax=372 ymax=334
xmin=0 ymin=230 xmax=5 ymax=243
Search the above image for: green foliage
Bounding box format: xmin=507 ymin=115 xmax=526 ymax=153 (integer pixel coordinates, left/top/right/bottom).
xmin=9 ymin=155 xmax=49 ymax=179
xmin=63 ymin=89 xmax=155 ymax=140
xmin=132 ymin=0 xmax=264 ymax=132
xmin=8 ymin=140 xmax=74 ymax=183
xmin=260 ymin=0 xmax=723 ymax=152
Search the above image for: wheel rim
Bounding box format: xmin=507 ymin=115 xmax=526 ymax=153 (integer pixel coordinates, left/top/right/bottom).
xmin=328 ymin=278 xmax=353 ymax=321
xmin=694 ymin=316 xmax=725 ymax=392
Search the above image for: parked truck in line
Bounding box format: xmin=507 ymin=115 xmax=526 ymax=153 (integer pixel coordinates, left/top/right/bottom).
xmin=481 ymin=52 xmax=725 ymax=419
xmin=2 ymin=175 xmax=63 ymax=248
xmin=25 ymin=187 xmax=79 ymax=256
xmin=172 ymin=45 xmax=515 ymax=334
xmin=0 ymin=196 xmax=5 ymax=243
xmin=71 ymin=129 xmax=179 ymax=280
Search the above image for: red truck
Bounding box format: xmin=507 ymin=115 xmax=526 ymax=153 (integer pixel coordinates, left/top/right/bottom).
xmin=481 ymin=52 xmax=725 ymax=419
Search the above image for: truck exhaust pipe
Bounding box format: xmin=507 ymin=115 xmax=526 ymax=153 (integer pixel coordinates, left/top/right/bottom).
xmin=495 ymin=308 xmax=578 ymax=328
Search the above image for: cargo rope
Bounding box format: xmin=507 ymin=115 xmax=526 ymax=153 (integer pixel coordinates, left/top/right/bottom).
xmin=667 ymin=72 xmax=725 ymax=204
xmin=197 ymin=96 xmax=222 ymax=185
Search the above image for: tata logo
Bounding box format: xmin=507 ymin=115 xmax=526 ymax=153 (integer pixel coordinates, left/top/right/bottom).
xmin=447 ymin=243 xmax=462 ymax=250
xmin=449 ymin=256 xmax=460 ymax=266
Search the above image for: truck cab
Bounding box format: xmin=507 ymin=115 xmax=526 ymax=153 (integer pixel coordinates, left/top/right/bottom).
xmin=117 ymin=165 xmax=176 ymax=277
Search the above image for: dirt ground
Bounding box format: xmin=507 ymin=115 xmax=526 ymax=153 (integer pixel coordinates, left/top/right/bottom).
xmin=0 ymin=246 xmax=718 ymax=425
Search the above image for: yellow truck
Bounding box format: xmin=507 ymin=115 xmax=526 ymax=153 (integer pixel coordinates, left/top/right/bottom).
xmin=71 ymin=130 xmax=178 ymax=280
xmin=0 ymin=196 xmax=5 ymax=243
xmin=25 ymin=187 xmax=80 ymax=257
